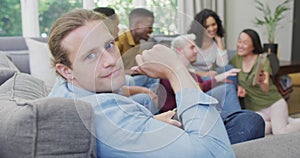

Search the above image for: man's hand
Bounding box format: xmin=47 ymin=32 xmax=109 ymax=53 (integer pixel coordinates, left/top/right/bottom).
xmin=132 ymin=44 xmax=185 ymax=79
xmin=214 ymin=68 xmax=241 ymax=82
xmin=133 ymin=44 xmax=199 ymax=93
xmin=153 ymin=110 xmax=182 ymax=127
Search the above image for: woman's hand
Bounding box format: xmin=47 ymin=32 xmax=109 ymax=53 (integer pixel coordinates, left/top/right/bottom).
xmin=237 ymin=85 xmax=247 ymax=97
xmin=258 ymin=70 xmax=270 ymax=92
xmin=214 ymin=35 xmax=225 ymax=51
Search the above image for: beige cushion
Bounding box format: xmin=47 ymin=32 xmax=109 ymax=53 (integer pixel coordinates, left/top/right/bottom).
xmin=25 ymin=38 xmax=57 ymax=89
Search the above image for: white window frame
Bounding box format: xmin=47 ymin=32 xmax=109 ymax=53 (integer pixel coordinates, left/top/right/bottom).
xmin=21 ymin=0 xmax=224 ymax=37
xmin=21 ymin=0 xmax=94 ymax=37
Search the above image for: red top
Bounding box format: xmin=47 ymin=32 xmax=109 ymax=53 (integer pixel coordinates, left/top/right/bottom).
xmin=158 ymin=72 xmax=217 ymax=113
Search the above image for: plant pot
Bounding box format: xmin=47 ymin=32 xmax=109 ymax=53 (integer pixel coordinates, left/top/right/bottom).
xmin=263 ymin=43 xmax=278 ymax=55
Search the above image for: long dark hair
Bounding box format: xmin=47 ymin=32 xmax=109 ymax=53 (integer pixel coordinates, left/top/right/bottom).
xmin=187 ymin=9 xmax=224 ymax=47
xmin=241 ymin=29 xmax=263 ymax=54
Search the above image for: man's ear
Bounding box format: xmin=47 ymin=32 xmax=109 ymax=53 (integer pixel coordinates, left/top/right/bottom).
xmin=55 ymin=63 xmax=73 ymax=80
xmin=176 ymin=48 xmax=182 ymax=54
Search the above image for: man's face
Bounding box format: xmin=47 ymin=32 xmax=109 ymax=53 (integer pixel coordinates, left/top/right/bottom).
xmin=180 ymin=41 xmax=198 ymax=63
xmin=61 ymin=20 xmax=125 ymax=92
xmin=132 ymin=17 xmax=154 ymax=41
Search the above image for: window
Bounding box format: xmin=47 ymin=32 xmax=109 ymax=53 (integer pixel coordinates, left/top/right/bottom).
xmin=95 ymin=0 xmax=178 ymax=35
xmin=145 ymin=0 xmax=177 ymax=35
xmin=0 ymin=0 xmax=22 ymax=36
xmin=39 ymin=0 xmax=83 ymax=37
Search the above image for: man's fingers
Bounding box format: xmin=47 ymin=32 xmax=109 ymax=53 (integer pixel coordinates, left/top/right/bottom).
xmin=169 ymin=119 xmax=182 ymax=127
xmin=135 ymin=54 xmax=143 ymax=66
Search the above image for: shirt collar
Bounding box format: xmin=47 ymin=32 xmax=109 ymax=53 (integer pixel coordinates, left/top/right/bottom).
xmin=125 ymin=30 xmax=138 ymax=46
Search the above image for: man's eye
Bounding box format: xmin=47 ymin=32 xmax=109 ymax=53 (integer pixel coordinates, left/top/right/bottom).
xmin=87 ymin=53 xmax=96 ymax=59
xmin=105 ymin=41 xmax=115 ymax=50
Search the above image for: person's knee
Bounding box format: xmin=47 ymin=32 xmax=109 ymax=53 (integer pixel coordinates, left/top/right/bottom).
xmin=237 ymin=110 xmax=265 ymax=135
xmin=224 ymin=83 xmax=235 ymax=93
xmin=225 ymin=110 xmax=265 ymax=144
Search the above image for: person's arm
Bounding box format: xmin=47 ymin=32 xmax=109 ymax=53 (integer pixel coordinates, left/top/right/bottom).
xmin=214 ymin=68 xmax=241 ymax=82
xmin=86 ymin=88 xmax=234 ymax=157
xmin=215 ymin=36 xmax=229 ymax=67
xmin=257 ymin=58 xmax=273 ymax=92
xmin=120 ymin=44 xmax=233 ymax=157
xmin=201 ymin=78 xmax=217 ymax=92
xmin=121 ymin=85 xmax=157 ymax=100
xmin=84 ymin=45 xmax=234 ymax=157
xmin=195 ymin=69 xmax=218 ymax=77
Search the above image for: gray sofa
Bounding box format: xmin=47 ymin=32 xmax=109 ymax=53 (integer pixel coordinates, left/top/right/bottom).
xmin=0 ymin=37 xmax=96 ymax=157
xmin=1 ymin=36 xmax=300 ymax=158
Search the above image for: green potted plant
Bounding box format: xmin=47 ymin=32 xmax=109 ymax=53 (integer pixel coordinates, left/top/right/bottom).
xmin=254 ymin=0 xmax=291 ymax=54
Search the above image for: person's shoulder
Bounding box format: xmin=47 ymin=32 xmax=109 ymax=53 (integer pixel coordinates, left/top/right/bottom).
xmin=229 ymin=53 xmax=241 ymax=65
xmin=117 ymin=30 xmax=131 ymax=40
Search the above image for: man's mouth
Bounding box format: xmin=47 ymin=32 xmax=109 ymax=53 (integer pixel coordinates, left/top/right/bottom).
xmin=101 ymin=68 xmax=121 ymax=78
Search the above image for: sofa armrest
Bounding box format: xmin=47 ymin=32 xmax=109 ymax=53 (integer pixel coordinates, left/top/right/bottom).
xmin=233 ymin=132 xmax=300 ymax=157
xmin=0 ymin=97 xmax=97 ymax=158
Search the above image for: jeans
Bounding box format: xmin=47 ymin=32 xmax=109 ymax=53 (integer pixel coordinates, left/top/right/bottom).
xmin=216 ymin=64 xmax=238 ymax=87
xmin=222 ymin=110 xmax=265 ymax=144
xmin=206 ymin=83 xmax=265 ymax=144
xmin=206 ymin=83 xmax=241 ymax=112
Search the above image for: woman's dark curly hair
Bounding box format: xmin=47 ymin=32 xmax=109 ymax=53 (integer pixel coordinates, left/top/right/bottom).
xmin=187 ymin=9 xmax=224 ymax=47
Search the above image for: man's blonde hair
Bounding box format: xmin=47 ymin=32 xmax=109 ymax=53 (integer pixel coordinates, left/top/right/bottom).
xmin=171 ymin=34 xmax=196 ymax=50
xmin=48 ymin=9 xmax=112 ymax=75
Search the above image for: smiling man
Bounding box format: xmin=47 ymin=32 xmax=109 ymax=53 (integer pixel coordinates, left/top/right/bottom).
xmin=116 ymin=8 xmax=159 ymax=92
xmin=116 ymin=8 xmax=154 ymax=71
xmin=47 ymin=9 xmax=235 ymax=158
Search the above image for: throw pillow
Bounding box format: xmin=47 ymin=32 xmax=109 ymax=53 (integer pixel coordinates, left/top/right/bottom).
xmin=0 ymin=72 xmax=49 ymax=101
xmin=0 ymin=51 xmax=20 ymax=71
xmin=25 ymin=38 xmax=57 ymax=88
xmin=0 ymin=68 xmax=16 ymax=86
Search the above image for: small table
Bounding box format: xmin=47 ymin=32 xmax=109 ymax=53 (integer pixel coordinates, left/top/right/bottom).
xmin=278 ymin=60 xmax=300 ymax=76
xmin=276 ymin=60 xmax=300 ymax=100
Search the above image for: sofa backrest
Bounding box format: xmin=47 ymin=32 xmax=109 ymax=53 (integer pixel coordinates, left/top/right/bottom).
xmin=0 ymin=36 xmax=48 ymax=74
xmin=0 ymin=51 xmax=97 ymax=157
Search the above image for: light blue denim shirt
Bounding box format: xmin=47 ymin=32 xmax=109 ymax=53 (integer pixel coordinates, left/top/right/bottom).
xmin=48 ymin=77 xmax=235 ymax=158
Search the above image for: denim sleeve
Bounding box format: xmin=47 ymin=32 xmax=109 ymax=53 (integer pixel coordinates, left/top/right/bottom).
xmin=83 ymin=90 xmax=235 ymax=158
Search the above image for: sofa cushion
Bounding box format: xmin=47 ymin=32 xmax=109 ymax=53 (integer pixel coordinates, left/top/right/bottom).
xmin=2 ymin=50 xmax=30 ymax=74
xmin=0 ymin=98 xmax=96 ymax=158
xmin=233 ymin=132 xmax=300 ymax=158
xmin=0 ymin=72 xmax=49 ymax=101
xmin=0 ymin=68 xmax=16 ymax=86
xmin=0 ymin=70 xmax=96 ymax=157
xmin=0 ymin=51 xmax=20 ymax=72
xmin=25 ymin=38 xmax=57 ymax=89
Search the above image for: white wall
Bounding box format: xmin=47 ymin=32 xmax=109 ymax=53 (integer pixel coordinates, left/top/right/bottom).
xmin=225 ymin=0 xmax=294 ymax=61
